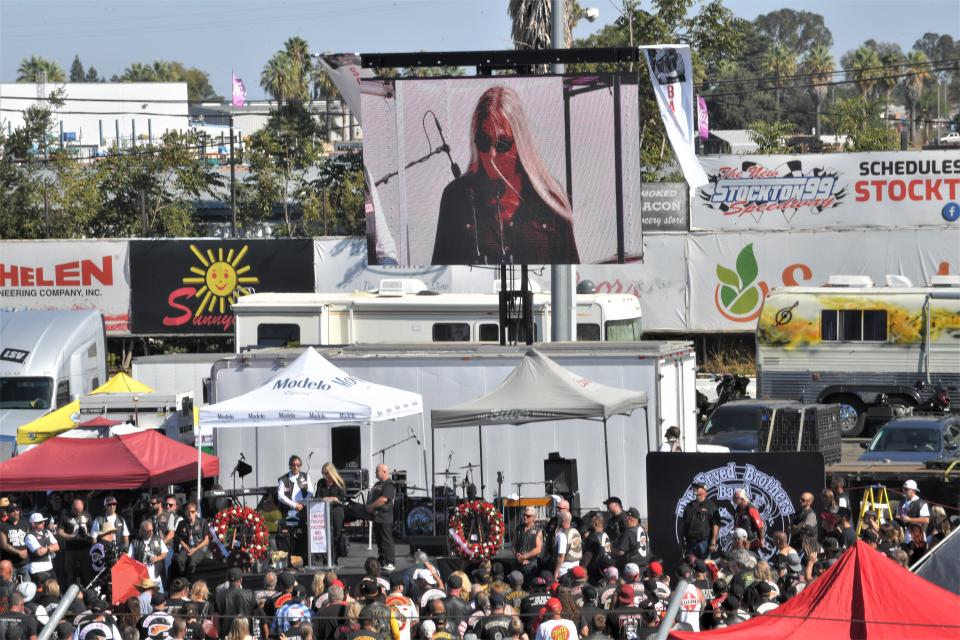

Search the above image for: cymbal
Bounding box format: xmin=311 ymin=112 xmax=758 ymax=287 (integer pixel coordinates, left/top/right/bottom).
xmin=459 ymin=463 xmax=480 ymax=469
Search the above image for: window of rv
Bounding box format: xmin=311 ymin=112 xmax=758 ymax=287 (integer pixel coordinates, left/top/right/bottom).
xmin=257 ymin=324 xmax=301 ymax=347
xmin=0 ymin=377 xmax=53 ymax=410
xmin=820 ymin=310 xmax=887 ymax=342
xmin=605 ymin=318 xmax=643 ymax=341
xmin=479 ymin=324 xmax=500 ymax=342
xmin=432 ymin=323 xmax=471 ymax=342
xmin=577 ymin=324 xmax=601 ymax=341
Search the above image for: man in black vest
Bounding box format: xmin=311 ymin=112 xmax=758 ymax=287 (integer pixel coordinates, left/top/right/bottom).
xmin=682 ymin=483 xmax=720 ymax=559
xmin=129 ymin=520 xmax=168 ymax=591
xmin=57 ymin=499 xmax=94 ymax=587
xmin=278 ymin=455 xmax=313 ymax=559
xmin=173 ymin=502 xmax=208 ymax=581
xmin=513 ymin=507 xmax=543 ymax=584
xmin=214 ymin=567 xmax=256 ymax=636
xmin=366 ymin=464 xmax=396 ymax=571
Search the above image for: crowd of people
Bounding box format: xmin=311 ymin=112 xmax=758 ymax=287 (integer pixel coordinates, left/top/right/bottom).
xmin=0 ymin=474 xmax=953 ymax=640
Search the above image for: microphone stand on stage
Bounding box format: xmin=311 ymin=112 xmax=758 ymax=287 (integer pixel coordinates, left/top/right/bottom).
xmin=372 ymin=433 xmax=418 ymax=464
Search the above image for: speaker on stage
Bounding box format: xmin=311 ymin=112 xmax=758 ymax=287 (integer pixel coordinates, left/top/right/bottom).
xmin=544 ymin=452 xmax=579 ymax=512
xmin=407 ymin=535 xmax=449 ymax=557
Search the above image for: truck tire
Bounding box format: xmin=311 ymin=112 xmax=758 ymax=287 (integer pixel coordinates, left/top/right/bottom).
xmin=829 ymin=395 xmax=866 ymax=437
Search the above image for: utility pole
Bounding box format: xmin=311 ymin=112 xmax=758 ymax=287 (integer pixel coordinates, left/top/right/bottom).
xmin=229 ymin=113 xmax=237 ymax=237
xmin=551 ymin=0 xmax=577 ymax=343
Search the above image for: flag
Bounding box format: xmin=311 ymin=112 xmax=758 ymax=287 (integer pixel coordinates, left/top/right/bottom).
xmin=640 ymin=45 xmax=708 ymax=187
xmin=111 ymin=555 xmax=149 ymax=605
xmin=232 ymin=72 xmax=246 ymax=108
xmin=697 ymin=95 xmax=709 ymax=140
xmin=315 ymin=53 xmax=374 ymax=125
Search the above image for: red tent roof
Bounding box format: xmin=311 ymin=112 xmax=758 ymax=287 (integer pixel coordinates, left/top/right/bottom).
xmin=0 ymin=430 xmax=219 ymax=491
xmin=670 ymin=541 xmax=960 ymax=640
xmin=77 ymin=416 xmax=123 ymax=427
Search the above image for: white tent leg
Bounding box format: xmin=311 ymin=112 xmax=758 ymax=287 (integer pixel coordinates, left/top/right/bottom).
xmin=368 ymin=421 xmax=373 ymax=550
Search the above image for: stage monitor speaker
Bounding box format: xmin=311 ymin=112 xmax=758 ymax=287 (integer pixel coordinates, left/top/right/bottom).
xmin=544 ymin=452 xmax=578 ymax=495
xmin=407 ymin=535 xmax=449 ymax=557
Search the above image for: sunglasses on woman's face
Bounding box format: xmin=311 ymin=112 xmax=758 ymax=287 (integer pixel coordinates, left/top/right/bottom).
xmin=475 ymin=130 xmax=514 ymax=154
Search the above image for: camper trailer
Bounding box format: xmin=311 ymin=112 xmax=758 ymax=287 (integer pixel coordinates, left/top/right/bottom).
xmin=0 ymin=310 xmax=107 ymax=440
xmin=755 ymin=275 xmax=960 ymax=436
xmin=232 ymin=279 xmax=643 ymax=351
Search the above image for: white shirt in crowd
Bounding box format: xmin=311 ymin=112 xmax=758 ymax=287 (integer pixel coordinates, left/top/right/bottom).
xmin=536 ymin=618 xmax=579 ymax=640
xmin=92 ymin=514 xmax=130 ymax=542
xmin=554 ymin=531 xmax=579 ymax=577
xmin=25 ymin=529 xmax=57 ymax=575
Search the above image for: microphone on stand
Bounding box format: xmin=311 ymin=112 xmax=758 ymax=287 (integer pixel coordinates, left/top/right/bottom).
xmin=431 ymin=113 xmax=461 ymax=179
xmin=409 ymin=426 xmax=421 ymax=446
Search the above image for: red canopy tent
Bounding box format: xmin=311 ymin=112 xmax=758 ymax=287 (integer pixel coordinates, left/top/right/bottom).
xmin=670 ymin=541 xmax=960 ymax=640
xmin=0 ymin=430 xmax=219 ymax=491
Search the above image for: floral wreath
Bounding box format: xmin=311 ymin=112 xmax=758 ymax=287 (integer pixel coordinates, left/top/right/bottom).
xmin=211 ymin=506 xmax=269 ymax=567
xmin=448 ymin=500 xmax=504 ymax=562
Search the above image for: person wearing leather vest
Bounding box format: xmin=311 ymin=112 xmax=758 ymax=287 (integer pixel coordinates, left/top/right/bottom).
xmin=173 ymin=502 xmax=207 ymax=581
xmin=129 ymin=520 xmax=168 ymax=590
xmin=278 ymin=455 xmax=313 ymax=559
xmin=58 ymin=499 xmax=94 ymax=586
xmin=513 ymin=507 xmax=543 ymax=583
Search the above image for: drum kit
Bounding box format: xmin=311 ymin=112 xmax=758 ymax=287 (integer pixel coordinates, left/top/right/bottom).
xmin=402 ymin=461 xmax=485 ymax=537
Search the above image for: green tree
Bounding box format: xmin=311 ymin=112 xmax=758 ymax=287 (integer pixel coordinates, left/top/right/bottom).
xmin=903 ymin=50 xmax=931 ymax=144
xmin=85 ymin=66 xmax=102 ymax=82
xmin=761 ymin=43 xmax=797 ymax=116
xmin=119 ymin=60 xmax=220 ymax=100
xmin=301 ymin=152 xmax=366 ymax=235
xmin=846 ymin=46 xmax=882 ymax=98
xmin=803 ymin=44 xmax=834 ymax=135
xmin=826 ymin=96 xmax=899 ymax=151
xmin=747 ymin=120 xmax=795 ymax=153
xmin=261 ymin=52 xmax=298 ymax=105
xmin=16 ymin=56 xmax=66 ymax=83
xmin=753 ymin=8 xmax=832 ymax=53
xmin=69 ymin=55 xmax=85 ymax=82
xmin=878 ymin=49 xmax=905 ymax=105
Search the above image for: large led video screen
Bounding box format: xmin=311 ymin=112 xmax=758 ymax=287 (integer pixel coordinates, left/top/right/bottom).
xmin=361 ymin=74 xmax=642 ymax=266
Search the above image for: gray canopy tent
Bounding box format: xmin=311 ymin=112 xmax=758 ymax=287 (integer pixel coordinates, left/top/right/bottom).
xmin=430 ymin=349 xmax=648 ymax=496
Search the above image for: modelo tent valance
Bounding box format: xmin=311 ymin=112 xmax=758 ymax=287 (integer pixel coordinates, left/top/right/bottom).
xmin=431 ymin=349 xmax=647 ymax=428
xmin=199 ymin=347 xmax=423 ymax=428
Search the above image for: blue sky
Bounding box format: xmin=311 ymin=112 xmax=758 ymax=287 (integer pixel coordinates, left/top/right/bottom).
xmin=2 ymin=0 xmax=957 ymax=99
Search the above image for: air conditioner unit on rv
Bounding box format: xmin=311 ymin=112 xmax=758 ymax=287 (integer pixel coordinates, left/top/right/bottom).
xmin=826 ymin=275 xmax=874 ymax=288
xmin=377 ymin=279 xmax=428 ymax=297
xmin=929 ymin=274 xmax=960 ymax=287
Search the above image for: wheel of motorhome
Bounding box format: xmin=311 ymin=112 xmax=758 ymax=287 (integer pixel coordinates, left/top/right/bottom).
xmin=448 ymin=500 xmax=504 ymax=562
xmin=830 ymin=395 xmax=867 ymax=437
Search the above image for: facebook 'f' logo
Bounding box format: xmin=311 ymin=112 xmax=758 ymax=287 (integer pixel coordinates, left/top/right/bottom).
xmin=943 ymin=202 xmax=960 ymax=222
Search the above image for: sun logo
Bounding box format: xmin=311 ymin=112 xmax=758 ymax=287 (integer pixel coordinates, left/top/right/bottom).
xmin=181 ymin=244 xmax=259 ymax=315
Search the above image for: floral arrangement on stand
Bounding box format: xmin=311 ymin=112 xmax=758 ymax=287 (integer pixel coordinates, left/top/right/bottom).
xmin=447 ymin=500 xmax=504 ymax=562
xmin=211 ymin=506 xmax=269 ymax=567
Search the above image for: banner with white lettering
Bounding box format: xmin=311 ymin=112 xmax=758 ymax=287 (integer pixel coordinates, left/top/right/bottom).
xmin=0 ymin=240 xmax=131 ymax=334
xmin=316 ymin=53 xmax=374 ymax=125
xmin=694 ymin=151 xmax=960 ymax=230
xmin=687 ymin=228 xmax=959 ymax=331
xmin=641 ymin=45 xmax=708 ymax=188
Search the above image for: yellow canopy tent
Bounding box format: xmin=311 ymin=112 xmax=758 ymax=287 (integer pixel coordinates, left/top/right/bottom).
xmin=16 ymin=372 xmax=154 ymax=445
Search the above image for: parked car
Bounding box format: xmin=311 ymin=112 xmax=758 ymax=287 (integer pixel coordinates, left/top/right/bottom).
xmin=858 ymin=415 xmax=960 ymax=463
xmin=939 ymin=131 xmax=960 ymax=144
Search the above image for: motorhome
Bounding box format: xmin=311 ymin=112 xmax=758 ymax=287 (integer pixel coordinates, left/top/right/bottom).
xmin=0 ymin=310 xmax=107 ymax=439
xmin=755 ymin=275 xmax=960 ymax=436
xmin=232 ymin=279 xmax=644 ymax=352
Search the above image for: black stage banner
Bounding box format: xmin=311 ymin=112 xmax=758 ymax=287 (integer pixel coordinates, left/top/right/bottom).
xmin=645 ymin=452 xmax=824 ymax=570
xmin=130 ymin=240 xmax=314 ymax=334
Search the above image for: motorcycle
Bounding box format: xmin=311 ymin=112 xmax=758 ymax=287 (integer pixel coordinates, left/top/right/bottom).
xmin=915 ymin=380 xmax=953 ymax=413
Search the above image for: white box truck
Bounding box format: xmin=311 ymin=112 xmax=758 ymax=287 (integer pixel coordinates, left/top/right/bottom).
xmin=0 ymin=310 xmax=107 ymax=441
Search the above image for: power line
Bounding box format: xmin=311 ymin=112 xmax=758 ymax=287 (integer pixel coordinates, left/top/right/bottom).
xmin=698 ymin=57 xmax=959 ymax=89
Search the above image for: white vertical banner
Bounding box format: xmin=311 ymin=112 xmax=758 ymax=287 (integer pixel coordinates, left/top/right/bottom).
xmin=315 ymin=53 xmax=374 ymax=125
xmin=640 ymin=45 xmax=708 ymax=187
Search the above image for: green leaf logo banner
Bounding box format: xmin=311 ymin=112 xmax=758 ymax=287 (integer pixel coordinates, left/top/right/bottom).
xmin=714 ymin=243 xmax=769 ymax=322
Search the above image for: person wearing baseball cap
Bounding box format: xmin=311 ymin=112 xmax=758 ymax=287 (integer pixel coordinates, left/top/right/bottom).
xmin=92 ymin=496 xmax=130 ymax=547
xmin=25 ymin=512 xmax=59 ymax=583
xmin=519 ymin=573 xmax=550 ymax=637
xmin=607 ymin=584 xmax=647 ymax=636
xmin=898 ymin=479 xmax=930 ymax=557
xmin=613 ymin=508 xmax=649 ymax=570
xmin=535 ymin=596 xmax=576 ymax=639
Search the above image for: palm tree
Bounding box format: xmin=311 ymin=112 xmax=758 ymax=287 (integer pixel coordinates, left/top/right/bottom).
xmin=151 ymin=60 xmax=180 ymax=82
xmin=121 ymin=63 xmax=156 ymax=82
xmin=261 ymin=52 xmax=295 ymax=105
xmin=509 ymin=0 xmax=553 ymax=50
xmin=877 ymin=50 xmax=904 ymax=107
xmin=804 ymin=45 xmax=834 ymax=135
xmin=761 ymin=44 xmax=797 ymax=117
xmin=903 ymin=50 xmax=931 ymax=143
xmin=16 ymin=56 xmax=66 ymax=83
xmin=310 ymin=65 xmax=338 ymax=101
xmin=283 ymin=37 xmax=312 ymax=103
xmin=847 ymin=46 xmax=882 ymax=98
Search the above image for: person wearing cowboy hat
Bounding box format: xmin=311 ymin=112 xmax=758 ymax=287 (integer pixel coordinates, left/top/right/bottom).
xmin=135 ymin=577 xmax=159 ymax=615
xmin=89 ymin=523 xmax=121 ymax=601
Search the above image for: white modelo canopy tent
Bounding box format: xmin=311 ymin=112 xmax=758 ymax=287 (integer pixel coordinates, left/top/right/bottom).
xmin=200 ymin=347 xmax=422 ymax=427
xmin=431 ymin=349 xmax=648 ymax=494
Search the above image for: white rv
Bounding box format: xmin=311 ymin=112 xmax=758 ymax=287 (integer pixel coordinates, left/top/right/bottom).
xmin=755 ymin=275 xmax=960 ymax=436
xmin=232 ymin=279 xmax=643 ymax=352
xmin=0 ymin=310 xmax=107 ymax=439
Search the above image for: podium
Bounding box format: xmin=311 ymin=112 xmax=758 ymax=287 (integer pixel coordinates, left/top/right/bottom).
xmin=307 ymin=500 xmax=336 ymax=569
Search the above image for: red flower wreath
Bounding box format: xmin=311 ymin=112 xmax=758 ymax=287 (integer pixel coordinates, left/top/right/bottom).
xmin=211 ymin=506 xmax=270 ymax=567
xmin=447 ymin=500 xmax=504 ymax=562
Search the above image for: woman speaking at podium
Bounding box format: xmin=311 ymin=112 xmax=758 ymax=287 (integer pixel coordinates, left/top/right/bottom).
xmin=315 ymin=462 xmax=347 ymax=557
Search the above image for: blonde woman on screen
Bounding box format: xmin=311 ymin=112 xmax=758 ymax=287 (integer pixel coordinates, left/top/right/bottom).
xmin=432 ymin=85 xmax=579 ymax=265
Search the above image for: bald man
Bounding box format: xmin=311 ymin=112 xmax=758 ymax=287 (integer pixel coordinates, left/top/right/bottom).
xmin=366 ymin=463 xmax=397 ymax=571
xmin=789 ymin=491 xmax=818 ymax=546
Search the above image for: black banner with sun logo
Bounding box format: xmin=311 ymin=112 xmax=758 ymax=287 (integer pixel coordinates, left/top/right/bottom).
xmin=129 ymin=240 xmax=314 ymax=334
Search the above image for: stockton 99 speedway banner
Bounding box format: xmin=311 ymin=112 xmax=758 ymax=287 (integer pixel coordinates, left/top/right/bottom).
xmin=0 ymin=240 xmax=131 ymax=334
xmin=693 ymin=150 xmax=960 ymax=230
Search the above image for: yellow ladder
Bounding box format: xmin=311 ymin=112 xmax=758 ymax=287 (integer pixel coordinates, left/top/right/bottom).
xmin=857 ymin=484 xmax=894 ymax=534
